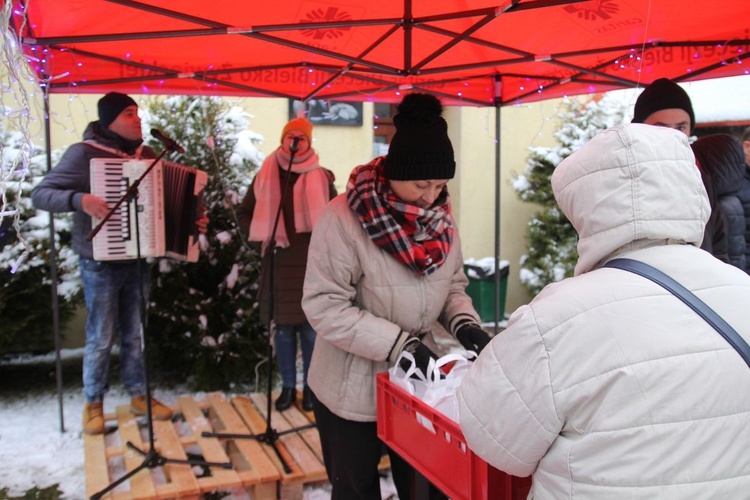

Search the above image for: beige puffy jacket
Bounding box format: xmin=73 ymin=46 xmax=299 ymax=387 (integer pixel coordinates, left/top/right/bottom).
xmin=459 ymin=124 xmax=750 ymax=498
xmin=303 ymin=193 xmax=480 ymax=422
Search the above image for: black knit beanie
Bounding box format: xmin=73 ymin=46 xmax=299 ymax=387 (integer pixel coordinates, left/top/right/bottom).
xmin=632 ymin=78 xmax=695 ymax=132
xmin=385 ymin=93 xmax=456 ymax=180
xmin=98 ymin=92 xmax=138 ymax=129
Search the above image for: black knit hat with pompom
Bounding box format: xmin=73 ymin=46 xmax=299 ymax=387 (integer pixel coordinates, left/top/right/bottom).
xmin=385 ymin=93 xmax=455 ymax=180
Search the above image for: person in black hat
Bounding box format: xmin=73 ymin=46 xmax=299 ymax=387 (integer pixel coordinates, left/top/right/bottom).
xmin=301 ymin=93 xmax=490 ymax=499
xmin=631 ymin=77 xmax=695 ymax=136
xmin=32 ymin=92 xmax=206 ymax=435
xmin=630 ymin=78 xmax=734 ymax=264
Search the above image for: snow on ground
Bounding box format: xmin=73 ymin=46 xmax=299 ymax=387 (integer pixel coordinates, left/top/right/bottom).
xmin=0 ymin=349 xmax=397 ymax=499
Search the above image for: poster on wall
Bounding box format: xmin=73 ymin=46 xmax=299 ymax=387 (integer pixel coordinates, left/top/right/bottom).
xmin=289 ymin=99 xmax=363 ymax=126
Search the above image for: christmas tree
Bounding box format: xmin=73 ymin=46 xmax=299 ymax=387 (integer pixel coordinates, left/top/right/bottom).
xmin=142 ymin=96 xmax=268 ymax=391
xmin=514 ymin=95 xmax=627 ymax=296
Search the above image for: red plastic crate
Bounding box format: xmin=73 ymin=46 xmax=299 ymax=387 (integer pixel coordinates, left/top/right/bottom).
xmin=376 ymin=372 xmax=531 ymax=500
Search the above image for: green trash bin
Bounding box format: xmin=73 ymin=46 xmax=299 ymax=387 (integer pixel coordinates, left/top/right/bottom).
xmin=464 ymin=262 xmax=509 ymax=323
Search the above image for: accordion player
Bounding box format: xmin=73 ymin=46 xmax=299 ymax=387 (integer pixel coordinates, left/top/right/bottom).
xmin=89 ymin=158 xmax=208 ymax=262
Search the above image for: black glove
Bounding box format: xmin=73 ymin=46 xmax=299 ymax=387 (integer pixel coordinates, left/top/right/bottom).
xmin=400 ymin=338 xmax=440 ymax=378
xmin=456 ymin=324 xmax=491 ymax=354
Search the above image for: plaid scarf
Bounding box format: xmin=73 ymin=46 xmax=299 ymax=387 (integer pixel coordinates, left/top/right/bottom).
xmin=346 ymin=157 xmax=454 ymax=276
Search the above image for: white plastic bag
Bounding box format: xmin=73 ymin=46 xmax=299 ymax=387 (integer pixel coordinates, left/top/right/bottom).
xmin=420 ymin=353 xmax=474 ymax=422
xmin=389 ymin=350 xmax=475 ymax=423
xmin=388 ymin=350 xmax=432 ymax=401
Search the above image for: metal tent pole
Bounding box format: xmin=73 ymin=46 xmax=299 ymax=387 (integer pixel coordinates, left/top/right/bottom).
xmin=42 ymin=84 xmax=65 ymax=433
xmin=493 ymin=75 xmax=503 ymax=336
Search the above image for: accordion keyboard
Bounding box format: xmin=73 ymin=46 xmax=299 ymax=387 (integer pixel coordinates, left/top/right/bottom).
xmin=90 ymin=158 xmax=165 ymax=260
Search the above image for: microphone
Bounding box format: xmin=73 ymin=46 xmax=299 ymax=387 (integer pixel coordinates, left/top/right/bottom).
xmin=289 ymin=136 xmax=300 ymax=154
xmin=151 ymin=128 xmax=185 ymax=154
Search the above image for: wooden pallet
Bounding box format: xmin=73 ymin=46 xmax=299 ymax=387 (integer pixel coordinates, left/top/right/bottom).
xmin=84 ymin=394 xmax=279 ymax=499
xmin=85 ymin=391 xmax=390 ymax=499
xmin=232 ymin=390 xmax=390 ymax=500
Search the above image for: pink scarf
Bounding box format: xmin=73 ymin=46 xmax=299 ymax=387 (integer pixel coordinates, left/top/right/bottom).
xmin=248 ymin=147 xmax=330 ymax=253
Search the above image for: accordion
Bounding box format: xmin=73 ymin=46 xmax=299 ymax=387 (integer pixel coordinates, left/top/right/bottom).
xmin=90 ymin=158 xmax=208 ymax=262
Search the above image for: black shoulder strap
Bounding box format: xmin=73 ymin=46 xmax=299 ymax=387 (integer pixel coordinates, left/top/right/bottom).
xmin=604 ymin=258 xmax=750 ymax=368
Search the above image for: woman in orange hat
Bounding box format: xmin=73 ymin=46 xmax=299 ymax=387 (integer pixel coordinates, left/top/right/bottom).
xmin=238 ymin=117 xmax=336 ymax=412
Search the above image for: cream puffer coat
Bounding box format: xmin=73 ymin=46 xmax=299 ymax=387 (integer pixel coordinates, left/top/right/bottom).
xmin=459 ymin=124 xmax=750 ymax=499
xmin=303 ymin=193 xmax=480 ymax=422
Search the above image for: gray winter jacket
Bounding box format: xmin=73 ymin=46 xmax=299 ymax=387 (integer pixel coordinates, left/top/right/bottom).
xmin=302 ymin=193 xmax=480 ymax=421
xmin=31 ymin=122 xmax=155 ymax=260
xmin=459 ymin=124 xmax=750 ymax=499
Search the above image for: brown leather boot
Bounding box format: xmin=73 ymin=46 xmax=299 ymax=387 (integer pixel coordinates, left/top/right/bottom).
xmin=83 ymin=402 xmax=105 ymax=435
xmin=130 ymin=395 xmax=173 ymax=421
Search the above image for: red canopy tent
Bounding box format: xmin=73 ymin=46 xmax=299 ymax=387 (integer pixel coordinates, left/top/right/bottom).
xmin=5 ymin=0 xmax=750 ymax=431
xmin=8 ymin=0 xmax=750 ymax=105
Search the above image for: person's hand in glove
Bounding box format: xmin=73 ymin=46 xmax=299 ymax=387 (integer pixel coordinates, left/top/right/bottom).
xmin=400 ymin=337 xmax=440 ymax=378
xmin=456 ymin=323 xmax=491 ymax=354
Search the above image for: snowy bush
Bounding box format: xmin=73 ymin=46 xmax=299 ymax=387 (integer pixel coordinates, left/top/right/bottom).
xmin=0 ymin=129 xmax=81 ymax=355
xmin=513 ymin=95 xmax=627 ymax=296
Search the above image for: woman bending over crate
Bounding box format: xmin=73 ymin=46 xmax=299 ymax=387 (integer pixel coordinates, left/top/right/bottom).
xmin=302 ymin=93 xmax=490 ymax=500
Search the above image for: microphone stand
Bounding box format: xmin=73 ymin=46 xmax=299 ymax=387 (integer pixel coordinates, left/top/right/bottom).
xmin=89 ymin=147 xmax=232 ymax=500
xmin=202 ymin=141 xmax=316 ymax=474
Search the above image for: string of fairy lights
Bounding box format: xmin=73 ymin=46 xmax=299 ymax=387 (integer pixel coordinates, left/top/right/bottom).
xmin=1 ymin=1 xmax=44 ymax=273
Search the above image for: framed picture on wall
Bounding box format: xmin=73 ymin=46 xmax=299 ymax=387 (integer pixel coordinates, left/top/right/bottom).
xmin=289 ymin=99 xmax=363 ymax=126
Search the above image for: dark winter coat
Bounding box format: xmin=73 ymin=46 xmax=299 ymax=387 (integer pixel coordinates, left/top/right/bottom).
xmin=739 ymin=164 xmax=750 ymax=273
xmin=699 ymin=181 xmax=729 ymax=263
xmin=237 ymin=164 xmax=336 ymax=325
xmin=692 ymin=134 xmax=747 ymax=272
xmin=31 ymin=122 xmax=155 ymax=260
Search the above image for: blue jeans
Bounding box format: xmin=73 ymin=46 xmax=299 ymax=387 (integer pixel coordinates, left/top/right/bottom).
xmin=79 ymin=257 xmax=150 ymax=403
xmin=274 ymin=323 xmax=316 ymax=388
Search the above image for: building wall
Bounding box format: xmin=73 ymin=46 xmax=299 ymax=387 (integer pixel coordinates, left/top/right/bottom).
xmin=446 ymin=103 xmax=561 ymax=314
